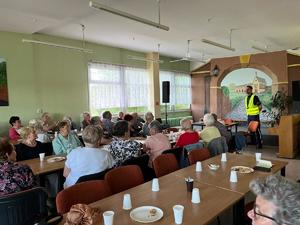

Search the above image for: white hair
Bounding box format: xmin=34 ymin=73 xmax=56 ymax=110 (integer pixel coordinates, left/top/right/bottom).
xmin=203 ymin=113 xmax=215 ymax=126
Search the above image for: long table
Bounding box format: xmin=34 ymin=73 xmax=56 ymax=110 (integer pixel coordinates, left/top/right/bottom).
xmin=19 ymin=155 xmax=66 ymax=175
xmin=60 ymin=172 xmax=243 ymax=225
xmin=59 ymin=153 xmax=287 ymax=225
xmin=192 ymin=122 xmax=239 ymax=133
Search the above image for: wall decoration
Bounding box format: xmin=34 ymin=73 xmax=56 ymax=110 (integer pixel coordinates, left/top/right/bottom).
xmin=0 ymin=58 xmax=8 ymax=106
xmin=220 ymin=68 xmax=272 ymax=121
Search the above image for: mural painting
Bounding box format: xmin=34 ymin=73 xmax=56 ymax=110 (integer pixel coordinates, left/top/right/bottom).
xmin=220 ymin=68 xmax=272 ymax=121
xmin=0 ymin=58 xmax=8 ymax=106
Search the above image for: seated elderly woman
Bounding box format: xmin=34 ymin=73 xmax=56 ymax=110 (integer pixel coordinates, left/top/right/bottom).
xmin=247 ymin=174 xmax=300 ymax=225
xmin=81 ymin=112 xmax=91 ymax=129
xmin=175 ymin=118 xmax=199 ymax=148
xmin=109 ymin=120 xmax=141 ymax=166
xmin=0 ymin=138 xmax=36 ymax=196
xmin=29 ymin=119 xmax=51 ymax=143
xmin=102 ymin=111 xmax=114 ymax=137
xmin=52 ymin=121 xmax=82 ymax=155
xmin=143 ymin=120 xmax=170 ymax=167
xmin=117 ymin=111 xmax=124 ymax=121
xmin=15 ymin=127 xmax=50 ymax=161
xmin=142 ymin=112 xmax=154 ymax=137
xmin=63 ymin=125 xmax=115 ymax=188
xmin=200 ymin=113 xmax=221 ymax=145
xmin=41 ymin=112 xmax=57 ymax=132
xmin=8 ymin=116 xmax=22 ymax=142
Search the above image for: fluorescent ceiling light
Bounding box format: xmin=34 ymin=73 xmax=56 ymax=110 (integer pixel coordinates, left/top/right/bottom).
xmin=201 ymin=38 xmax=235 ymax=51
xmin=252 ymin=45 xmax=269 ymax=53
xmin=22 ymin=39 xmax=94 ymax=53
xmin=128 ymin=55 xmax=164 ymax=63
xmin=89 ymin=1 xmax=169 ymax=31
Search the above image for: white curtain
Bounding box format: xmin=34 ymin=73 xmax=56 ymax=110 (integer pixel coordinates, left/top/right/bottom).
xmin=88 ymin=63 xmax=149 ymax=114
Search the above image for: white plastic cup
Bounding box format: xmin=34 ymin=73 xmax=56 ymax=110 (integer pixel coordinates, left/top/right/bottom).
xmin=221 ymin=153 xmax=227 ymax=162
xmin=103 ymin=211 xmax=114 ymax=225
xmin=196 ymin=161 xmax=202 ymax=172
xmin=74 ymin=129 xmax=78 ymax=133
xmin=152 ymin=178 xmax=159 ymax=192
xmin=173 ymin=205 xmax=184 ymax=224
xmin=54 ymin=131 xmax=58 ymax=138
xmin=39 ymin=153 xmax=45 ymax=162
xmin=122 ymin=194 xmax=132 ymax=210
xmin=191 ymin=188 xmax=201 ymax=204
xmin=255 ymin=153 xmax=262 ymax=161
xmin=230 ymin=170 xmax=238 ymax=183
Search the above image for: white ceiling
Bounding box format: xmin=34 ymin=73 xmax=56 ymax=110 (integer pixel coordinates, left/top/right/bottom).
xmin=1 ymin=0 xmax=300 ymax=63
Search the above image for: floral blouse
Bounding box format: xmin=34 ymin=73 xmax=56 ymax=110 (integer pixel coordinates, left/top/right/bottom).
xmin=109 ymin=137 xmax=141 ymax=166
xmin=0 ymin=161 xmax=36 ymax=196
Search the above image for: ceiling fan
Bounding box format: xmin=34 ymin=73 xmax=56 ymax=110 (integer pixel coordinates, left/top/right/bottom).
xmin=170 ymin=40 xmax=208 ymax=63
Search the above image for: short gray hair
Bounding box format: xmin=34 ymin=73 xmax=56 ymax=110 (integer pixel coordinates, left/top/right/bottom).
xmin=19 ymin=127 xmax=35 ymax=140
xmin=250 ymin=175 xmax=300 ymax=225
xmin=144 ymin=112 xmax=154 ymax=122
xmin=82 ymin=125 xmax=103 ymax=146
xmin=203 ymin=113 xmax=215 ymax=126
xmin=91 ymin=116 xmax=101 ymax=125
xmin=180 ymin=118 xmax=192 ymax=130
xmin=149 ymin=120 xmax=162 ymax=133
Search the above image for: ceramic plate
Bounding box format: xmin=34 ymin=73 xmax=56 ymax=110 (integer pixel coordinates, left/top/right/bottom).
xmin=231 ymin=166 xmax=254 ymax=174
xmin=47 ymin=156 xmax=66 ymax=163
xmin=130 ymin=206 xmax=163 ymax=223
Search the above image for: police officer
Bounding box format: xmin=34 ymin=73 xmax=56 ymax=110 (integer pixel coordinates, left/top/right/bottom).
xmin=245 ymin=85 xmax=262 ymax=148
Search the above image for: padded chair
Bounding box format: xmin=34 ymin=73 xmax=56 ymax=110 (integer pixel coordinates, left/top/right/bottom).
xmin=56 ymin=180 xmax=111 ymax=214
xmin=0 ymin=187 xmax=48 ymax=225
xmin=188 ymin=148 xmax=211 ymax=165
xmin=207 ymin=136 xmax=228 ymax=156
xmin=121 ymin=155 xmax=155 ymax=182
xmin=76 ymin=168 xmax=112 ymax=184
xmin=162 ymin=147 xmax=183 ymax=165
xmin=153 ymin=153 xmax=179 ymax=177
xmin=105 ymin=165 xmax=144 ymax=194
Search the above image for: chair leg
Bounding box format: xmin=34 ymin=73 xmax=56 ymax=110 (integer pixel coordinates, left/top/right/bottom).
xmin=217 ymin=216 xmax=221 ymax=225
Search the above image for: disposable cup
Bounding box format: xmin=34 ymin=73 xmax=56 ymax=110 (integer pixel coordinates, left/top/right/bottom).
xmin=191 ymin=188 xmax=201 ymax=204
xmin=39 ymin=153 xmax=45 ymax=162
xmin=230 ymin=170 xmax=238 ymax=183
xmin=196 ymin=161 xmax=202 ymax=172
xmin=103 ymin=211 xmax=114 ymax=225
xmin=122 ymin=194 xmax=132 ymax=210
xmin=152 ymin=178 xmax=159 ymax=192
xmin=173 ymin=205 xmax=184 ymax=224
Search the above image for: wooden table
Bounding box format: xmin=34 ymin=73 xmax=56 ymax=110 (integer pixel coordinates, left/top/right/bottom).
xmin=192 ymin=122 xmax=239 ymax=133
xmin=19 ymin=155 xmax=66 ymax=176
xmin=59 ymin=172 xmax=243 ymax=225
xmin=173 ymin=153 xmax=288 ymax=195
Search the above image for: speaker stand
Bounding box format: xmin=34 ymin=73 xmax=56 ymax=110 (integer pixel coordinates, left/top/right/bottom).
xmin=165 ymin=103 xmax=168 ymax=125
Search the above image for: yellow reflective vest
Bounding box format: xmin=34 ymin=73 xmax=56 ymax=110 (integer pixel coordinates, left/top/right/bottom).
xmin=245 ymin=94 xmax=260 ymax=116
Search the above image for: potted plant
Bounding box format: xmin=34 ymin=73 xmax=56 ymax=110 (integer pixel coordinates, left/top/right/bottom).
xmin=265 ymin=91 xmax=292 ymax=128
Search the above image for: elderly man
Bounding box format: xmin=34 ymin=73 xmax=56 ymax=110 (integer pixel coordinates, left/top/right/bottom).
xmin=63 ymin=125 xmax=114 ymax=188
xmin=247 ymin=175 xmax=300 ymax=225
xmin=142 ymin=111 xmax=154 ymax=136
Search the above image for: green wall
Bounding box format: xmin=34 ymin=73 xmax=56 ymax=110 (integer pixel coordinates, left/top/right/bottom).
xmin=0 ymin=31 xmax=190 ymax=136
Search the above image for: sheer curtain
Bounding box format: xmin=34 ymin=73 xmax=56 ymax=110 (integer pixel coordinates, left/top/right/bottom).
xmin=88 ymin=63 xmax=150 ymax=114
xmin=159 ymin=70 xmax=191 ymax=111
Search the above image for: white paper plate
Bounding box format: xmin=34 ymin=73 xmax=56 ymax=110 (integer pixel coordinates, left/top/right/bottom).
xmin=47 ymin=156 xmax=66 ymax=163
xmin=231 ymin=166 xmax=254 ymax=174
xmin=130 ymin=206 xmax=163 ymax=223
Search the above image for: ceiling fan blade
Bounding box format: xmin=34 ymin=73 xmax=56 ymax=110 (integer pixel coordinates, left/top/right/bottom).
xmin=169 ymin=58 xmax=184 ymax=63
xmin=185 ymin=57 xmax=208 ymax=63
xmin=292 ymin=47 xmax=300 ymax=50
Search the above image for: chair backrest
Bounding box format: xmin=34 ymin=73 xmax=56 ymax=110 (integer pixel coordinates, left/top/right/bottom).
xmin=248 ymin=121 xmax=259 ymax=132
xmin=184 ymin=142 xmax=205 ymax=153
xmin=207 ymin=136 xmax=228 ymax=156
xmin=121 ymin=155 xmax=155 ymax=182
xmin=105 ymin=165 xmax=144 ymax=194
xmin=153 ymin=153 xmax=179 ymax=177
xmin=162 ymin=147 xmax=183 ymax=164
xmin=188 ymin=148 xmax=211 ymax=165
xmin=0 ymin=187 xmax=48 ymax=225
xmin=56 ymin=180 xmax=111 ymax=214
xmin=76 ymin=168 xmax=112 ymax=184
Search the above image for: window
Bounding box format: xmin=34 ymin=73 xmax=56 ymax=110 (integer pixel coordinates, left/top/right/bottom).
xmin=88 ymin=63 xmax=150 ymax=115
xmin=160 ymin=71 xmax=191 ymax=112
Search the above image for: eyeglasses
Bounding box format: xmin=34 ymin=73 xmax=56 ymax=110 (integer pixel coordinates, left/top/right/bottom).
xmin=253 ymin=203 xmax=279 ymax=224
